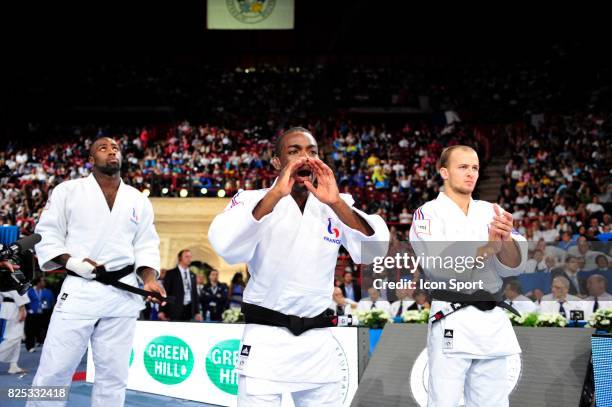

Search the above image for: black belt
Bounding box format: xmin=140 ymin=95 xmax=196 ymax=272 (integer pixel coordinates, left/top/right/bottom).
xmin=1 ymin=298 xmax=15 ymax=303
xmin=66 ymin=264 xmax=174 ymax=304
xmin=241 ymin=302 xmax=337 ymax=336
xmin=430 ymin=289 xmax=520 ymax=323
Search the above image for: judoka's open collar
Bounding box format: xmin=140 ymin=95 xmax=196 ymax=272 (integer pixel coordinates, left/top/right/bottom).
xmin=436 ymin=190 xmax=475 ymax=217
xmin=87 ymin=173 xmax=125 ymax=187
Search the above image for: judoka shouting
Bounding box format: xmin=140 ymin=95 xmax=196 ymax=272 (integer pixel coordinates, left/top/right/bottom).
xmin=28 ymin=137 xmax=165 ymax=407
xmin=209 ymin=127 xmax=389 ymax=406
xmin=409 ymin=145 xmax=527 ymax=407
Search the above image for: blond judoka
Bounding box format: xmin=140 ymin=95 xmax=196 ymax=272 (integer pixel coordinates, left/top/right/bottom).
xmin=410 ymin=145 xmax=527 ymax=407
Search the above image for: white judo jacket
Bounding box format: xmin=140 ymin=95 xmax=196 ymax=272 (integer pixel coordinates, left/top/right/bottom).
xmin=34 ymin=174 xmax=161 ymax=318
xmin=208 ymin=188 xmax=389 ymax=383
xmin=0 ymin=290 xmax=29 ymax=323
xmin=410 ymin=192 xmax=527 ymax=358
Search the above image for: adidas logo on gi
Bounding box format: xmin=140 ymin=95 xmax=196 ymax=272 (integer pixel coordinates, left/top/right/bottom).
xmin=240 ymin=345 xmax=251 ymax=357
xmin=443 ymin=329 xmax=454 ymax=349
xmin=56 ymin=293 xmax=69 ymax=310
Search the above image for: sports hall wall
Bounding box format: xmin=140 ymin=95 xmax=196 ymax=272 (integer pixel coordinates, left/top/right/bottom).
xmin=150 ymin=198 xmax=245 ymax=281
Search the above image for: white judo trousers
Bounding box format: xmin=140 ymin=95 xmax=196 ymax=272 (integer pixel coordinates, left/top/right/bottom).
xmin=0 ymin=320 xmax=22 ymax=364
xmin=427 ymin=319 xmax=508 ymax=407
xmin=27 ymin=312 xmax=136 ymax=407
xmin=0 ymin=291 xmax=29 ymax=364
xmin=237 ymin=376 xmax=342 ymax=407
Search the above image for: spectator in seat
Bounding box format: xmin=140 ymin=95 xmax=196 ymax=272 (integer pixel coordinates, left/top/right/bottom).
xmin=357 ymin=288 xmax=391 ymax=313
xmin=530 ymin=288 xmax=545 ymax=306
xmin=329 ymin=287 xmax=357 ymax=316
xmin=525 ymin=249 xmax=547 ymax=273
xmin=586 ymin=196 xmax=605 ymax=215
xmin=339 ymin=271 xmax=361 ymax=302
xmin=200 ymin=269 xmax=229 ymax=321
xmin=584 ymin=274 xmax=612 ymax=314
xmin=406 ymin=289 xmax=430 ymax=311
xmin=539 ymin=276 xmax=584 ymax=318
xmin=569 ymin=236 xmax=611 ymax=271
xmin=390 ymin=287 xmax=415 ymax=317
xmin=228 ymin=271 xmax=246 ymax=309
xmin=551 ymin=255 xmax=585 ymax=296
xmin=503 ymin=280 xmax=536 ymax=316
xmin=593 ymin=255 xmax=610 ymax=273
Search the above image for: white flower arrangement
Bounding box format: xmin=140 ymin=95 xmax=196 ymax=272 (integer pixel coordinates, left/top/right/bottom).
xmin=587 ymin=308 xmax=612 ymax=332
xmin=535 ymin=312 xmax=568 ymax=328
xmin=401 ymin=309 xmax=430 ymax=324
xmin=222 ymin=308 xmax=244 ymax=323
xmin=507 ymin=311 xmax=527 ymax=326
xmin=355 ymin=309 xmax=393 ymax=328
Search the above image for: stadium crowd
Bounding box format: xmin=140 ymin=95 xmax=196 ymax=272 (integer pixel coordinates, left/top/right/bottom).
xmin=498 ymin=114 xmax=611 ymax=242
xmin=0 ymin=117 xmax=488 ymax=238
xmin=2 ymin=58 xmax=611 ymax=325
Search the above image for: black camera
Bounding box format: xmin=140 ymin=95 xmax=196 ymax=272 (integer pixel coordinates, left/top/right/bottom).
xmin=0 ymin=234 xmax=41 ymax=295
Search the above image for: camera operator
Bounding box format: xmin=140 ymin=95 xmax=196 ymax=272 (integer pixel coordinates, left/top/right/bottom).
xmin=0 ymin=260 xmax=19 ymax=273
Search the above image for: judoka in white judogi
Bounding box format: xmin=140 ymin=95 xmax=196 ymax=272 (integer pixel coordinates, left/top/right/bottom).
xmin=209 ymin=128 xmax=389 ymax=406
xmin=0 ymin=290 xmax=29 ymax=374
xmin=28 ymin=138 xmax=163 ymax=407
xmin=409 ymin=145 xmax=527 ymax=407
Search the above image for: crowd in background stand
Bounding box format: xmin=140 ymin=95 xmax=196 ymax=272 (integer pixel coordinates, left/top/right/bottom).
xmin=2 ymin=59 xmax=610 ymax=323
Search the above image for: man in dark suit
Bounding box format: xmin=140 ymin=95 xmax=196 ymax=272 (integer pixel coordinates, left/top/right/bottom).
xmin=339 ymin=270 xmax=361 ymax=302
xmin=551 ymin=254 xmax=585 ymax=296
xmin=200 ymin=269 xmax=229 ymax=321
xmin=158 ymin=249 xmax=201 ymax=321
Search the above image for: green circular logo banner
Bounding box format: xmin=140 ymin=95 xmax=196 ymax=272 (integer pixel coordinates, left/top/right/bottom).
xmin=226 ymin=0 xmax=276 ymax=24
xmin=129 ymin=349 xmax=134 ymax=367
xmin=205 ymin=339 xmax=241 ymax=395
xmin=144 ymin=336 xmax=194 ymax=385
